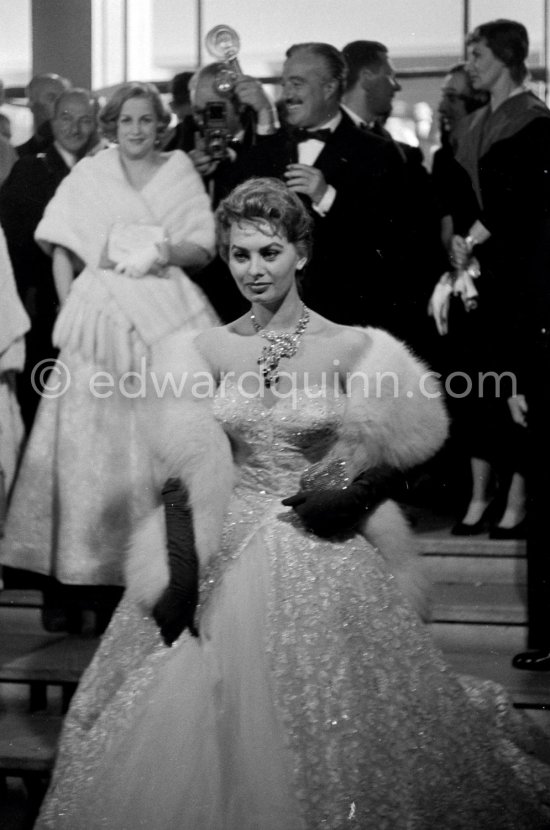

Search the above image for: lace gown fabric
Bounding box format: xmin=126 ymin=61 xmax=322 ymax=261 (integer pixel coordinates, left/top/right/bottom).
xmin=36 ymin=385 xmax=550 ymax=829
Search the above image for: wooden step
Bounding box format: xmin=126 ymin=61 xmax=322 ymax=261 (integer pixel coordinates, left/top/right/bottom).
xmin=0 ymin=711 xmax=62 ymax=774
xmin=416 ymin=530 xmax=526 ymax=558
xmin=432 ymin=582 xmax=526 ymax=625
xmin=429 ymin=581 xmax=528 ymax=652
xmin=0 ymin=616 xmax=98 ymax=711
xmin=0 ymin=605 xmax=46 ymax=634
xmin=432 ymin=622 xmax=527 ymax=653
xmin=424 ymin=553 xmax=526 ymax=585
xmin=0 ymin=633 xmax=97 ymax=686
xmin=0 ymin=589 xmax=43 ymax=609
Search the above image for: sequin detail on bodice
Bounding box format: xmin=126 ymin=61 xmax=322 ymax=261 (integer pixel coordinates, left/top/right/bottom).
xmin=213 ymin=380 xmax=346 ymax=496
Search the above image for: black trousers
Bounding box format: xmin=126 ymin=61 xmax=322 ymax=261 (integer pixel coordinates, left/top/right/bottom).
xmin=525 ymin=331 xmax=550 ymax=649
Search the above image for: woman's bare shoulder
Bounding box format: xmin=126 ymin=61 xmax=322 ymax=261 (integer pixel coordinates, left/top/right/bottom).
xmin=194 ymin=319 xmax=248 ymax=363
xmin=195 ymin=325 xmax=228 ymax=353
xmin=311 ymin=314 xmax=373 ymax=362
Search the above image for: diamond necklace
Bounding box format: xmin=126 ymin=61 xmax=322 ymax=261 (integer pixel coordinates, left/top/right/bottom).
xmin=250 ymin=304 xmax=310 ymax=388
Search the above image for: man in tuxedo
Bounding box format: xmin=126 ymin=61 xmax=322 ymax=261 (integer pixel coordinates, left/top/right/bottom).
xmin=0 ymin=88 xmax=98 ymax=429
xmin=340 ymin=40 xmax=444 ymax=351
xmin=341 ymin=41 xmax=401 ymax=137
xmin=227 ymin=42 xmax=405 ymax=327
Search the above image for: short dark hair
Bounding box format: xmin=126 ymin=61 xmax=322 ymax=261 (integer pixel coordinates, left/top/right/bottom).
xmin=342 ymin=41 xmax=388 ymax=91
xmin=467 ymin=19 xmax=529 ymax=84
xmin=285 ymin=43 xmax=347 ymax=97
xmin=170 ymin=71 xmax=194 ymax=106
xmin=99 ymin=82 xmax=171 ymax=141
xmin=216 ymin=177 xmax=313 ymax=263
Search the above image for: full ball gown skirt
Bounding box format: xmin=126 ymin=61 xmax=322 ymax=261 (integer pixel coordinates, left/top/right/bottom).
xmin=0 ymin=282 xmax=217 ymax=586
xmin=36 ymin=387 xmax=550 ymax=829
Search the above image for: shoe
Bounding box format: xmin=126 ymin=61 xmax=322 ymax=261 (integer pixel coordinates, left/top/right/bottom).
xmin=512 ymin=649 xmax=550 ymax=671
xmin=451 ymin=500 xmax=497 ymax=536
xmin=489 ymin=519 xmax=526 ymax=540
xmin=451 ymin=517 xmax=488 ymax=536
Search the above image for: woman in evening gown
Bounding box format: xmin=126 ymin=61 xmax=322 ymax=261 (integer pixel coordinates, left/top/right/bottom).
xmin=36 ymin=178 xmax=550 ymax=829
xmin=0 ymin=82 xmax=217 ymax=618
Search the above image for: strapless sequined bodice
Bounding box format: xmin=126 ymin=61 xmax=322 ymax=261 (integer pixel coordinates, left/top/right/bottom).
xmin=213 ymin=380 xmax=346 ymax=495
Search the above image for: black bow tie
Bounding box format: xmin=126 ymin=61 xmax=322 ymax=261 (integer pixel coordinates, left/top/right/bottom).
xmin=294 ymin=127 xmax=333 ymax=143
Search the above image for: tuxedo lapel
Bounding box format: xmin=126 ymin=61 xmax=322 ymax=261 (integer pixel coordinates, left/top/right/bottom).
xmin=45 ymin=147 xmax=71 ymax=183
xmin=261 ymin=131 xmax=297 ymax=177
xmin=313 ymin=117 xmax=353 ymax=182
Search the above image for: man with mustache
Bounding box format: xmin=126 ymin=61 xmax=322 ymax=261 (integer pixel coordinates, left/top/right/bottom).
xmin=226 ymin=42 xmax=406 ymax=328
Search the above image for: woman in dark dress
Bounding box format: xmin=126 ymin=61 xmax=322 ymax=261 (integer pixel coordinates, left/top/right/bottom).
xmin=446 ymin=19 xmax=550 ymax=537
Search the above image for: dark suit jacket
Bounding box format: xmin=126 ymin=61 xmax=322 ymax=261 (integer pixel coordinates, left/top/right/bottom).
xmin=162 ymin=115 xmax=196 ymax=154
xmin=225 ymin=110 xmax=406 ymax=326
xmin=15 ymin=125 xmax=55 ymax=158
xmin=0 ymin=146 xmax=70 ymax=427
xmin=0 ymin=145 xmax=69 ymax=321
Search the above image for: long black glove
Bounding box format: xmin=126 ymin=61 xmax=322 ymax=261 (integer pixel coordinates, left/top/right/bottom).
xmin=281 ymin=465 xmax=404 ymax=538
xmin=152 ymin=478 xmax=199 ymax=646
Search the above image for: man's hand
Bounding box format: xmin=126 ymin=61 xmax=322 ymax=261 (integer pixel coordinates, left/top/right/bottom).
xmin=188 ymin=133 xmax=219 ymax=177
xmin=233 ymin=75 xmax=271 ymax=115
xmin=284 ymin=163 xmax=328 ymax=204
xmin=450 ymin=235 xmax=470 ymax=270
xmin=509 ymin=394 xmax=528 ymax=427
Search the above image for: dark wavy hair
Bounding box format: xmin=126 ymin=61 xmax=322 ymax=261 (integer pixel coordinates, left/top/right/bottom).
xmin=285 ymin=42 xmax=347 ymax=98
xmin=215 ymin=177 xmax=313 ymax=264
xmin=467 ymin=19 xmax=529 ymax=84
xmin=342 ymin=41 xmax=388 ymax=91
xmin=99 ymin=81 xmax=172 ymax=142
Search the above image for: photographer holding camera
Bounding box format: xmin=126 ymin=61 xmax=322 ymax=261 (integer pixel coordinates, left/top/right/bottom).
xmin=184 ymin=63 xmax=279 ymax=321
xmin=188 ymin=63 xmax=278 ymax=203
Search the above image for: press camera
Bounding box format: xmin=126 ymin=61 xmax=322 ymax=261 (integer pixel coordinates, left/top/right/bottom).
xmin=202 ymin=100 xmax=232 ymax=161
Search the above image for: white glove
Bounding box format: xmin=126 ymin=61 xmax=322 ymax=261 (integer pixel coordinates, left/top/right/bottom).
xmin=428 ymin=273 xmax=453 ymax=336
xmin=114 ymin=244 xmax=161 ymax=279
